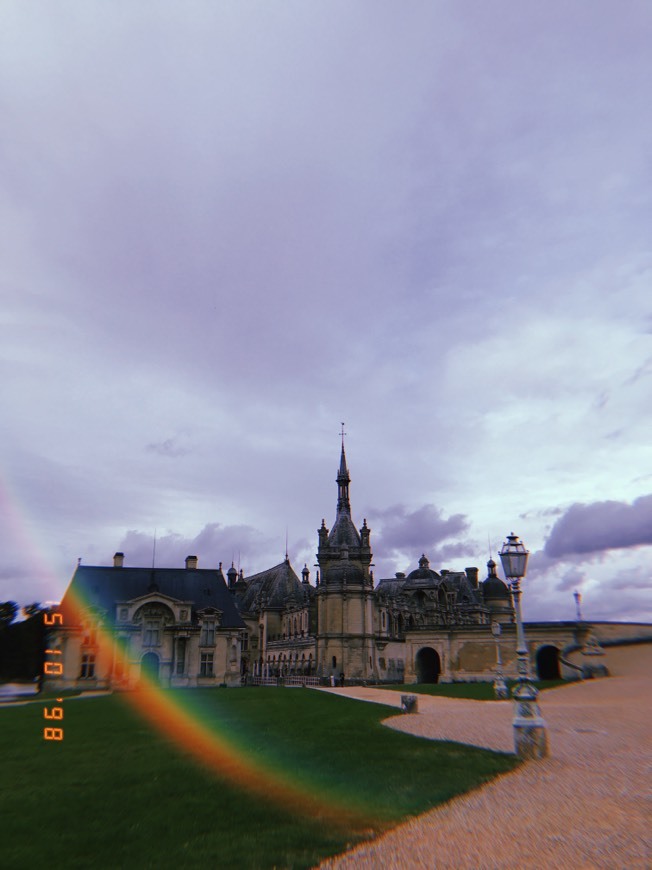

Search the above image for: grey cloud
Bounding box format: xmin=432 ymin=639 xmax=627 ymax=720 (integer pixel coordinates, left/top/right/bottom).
xmin=609 ymin=566 xmax=652 ymax=592
xmin=2 ymin=2 xmax=652 ymax=623
xmin=368 ymin=503 xmax=469 ymax=556
xmin=554 ymin=566 xmax=588 ymax=593
xmin=544 ymin=495 xmax=652 ymax=559
xmin=519 ymin=506 xmax=563 ymax=521
xmin=118 ymin=523 xmax=276 ymax=573
xmin=428 ymin=540 xmax=479 ymax=566
xmin=145 ymin=438 xmax=191 ymax=459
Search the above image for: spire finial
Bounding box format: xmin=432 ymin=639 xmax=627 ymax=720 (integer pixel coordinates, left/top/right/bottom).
xmin=340 ymin=421 xmax=346 ymax=449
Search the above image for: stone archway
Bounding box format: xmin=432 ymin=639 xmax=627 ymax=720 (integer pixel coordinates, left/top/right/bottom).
xmin=416 ymin=647 xmax=441 ymax=683
xmin=536 ymin=645 xmax=561 ymax=680
xmin=141 ymin=652 xmax=160 ymax=684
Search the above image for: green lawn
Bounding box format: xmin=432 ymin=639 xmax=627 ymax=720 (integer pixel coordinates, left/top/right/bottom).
xmin=380 ymin=679 xmax=565 ymax=700
xmin=3 ymin=687 xmax=519 ymax=869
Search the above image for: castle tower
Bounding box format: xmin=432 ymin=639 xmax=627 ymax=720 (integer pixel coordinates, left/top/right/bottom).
xmin=316 ymin=440 xmax=376 ymax=681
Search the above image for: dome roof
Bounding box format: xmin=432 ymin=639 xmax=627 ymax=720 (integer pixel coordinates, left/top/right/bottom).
xmin=482 ymin=577 xmax=510 ymax=599
xmin=482 ymin=559 xmax=510 ymax=599
xmin=405 ymin=554 xmax=441 ymax=587
xmin=322 ymin=560 xmax=365 ymax=585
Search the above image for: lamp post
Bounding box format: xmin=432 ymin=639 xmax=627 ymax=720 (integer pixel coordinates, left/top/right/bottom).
xmin=491 ymin=621 xmax=509 ymax=699
xmin=499 ymin=533 xmax=548 ymax=759
xmin=573 ymin=590 xmax=583 ymax=622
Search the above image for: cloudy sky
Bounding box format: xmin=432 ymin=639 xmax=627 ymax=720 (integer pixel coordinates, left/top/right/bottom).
xmin=2 ymin=2 xmax=651 ymax=623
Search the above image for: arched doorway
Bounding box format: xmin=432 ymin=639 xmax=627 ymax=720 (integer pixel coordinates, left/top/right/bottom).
xmin=141 ymin=652 xmax=160 ymax=683
xmin=416 ymin=647 xmax=441 ymax=683
xmin=536 ymin=645 xmax=561 ymax=680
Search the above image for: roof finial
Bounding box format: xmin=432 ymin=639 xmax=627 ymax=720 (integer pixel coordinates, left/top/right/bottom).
xmin=340 ymin=421 xmax=346 ymax=449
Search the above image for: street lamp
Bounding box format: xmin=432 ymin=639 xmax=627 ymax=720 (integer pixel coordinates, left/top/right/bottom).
xmin=499 ymin=532 xmax=548 ymax=759
xmin=573 ymin=590 xmax=583 ymax=622
xmin=491 ymin=621 xmax=509 ymax=699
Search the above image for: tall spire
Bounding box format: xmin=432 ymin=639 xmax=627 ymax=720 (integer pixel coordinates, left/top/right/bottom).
xmin=337 ymin=423 xmax=350 ymax=514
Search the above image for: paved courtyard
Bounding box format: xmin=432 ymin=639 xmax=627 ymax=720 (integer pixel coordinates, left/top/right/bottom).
xmin=319 ymin=645 xmax=652 ymax=869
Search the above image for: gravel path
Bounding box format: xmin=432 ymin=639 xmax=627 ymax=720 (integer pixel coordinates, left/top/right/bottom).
xmin=318 ymin=645 xmax=652 ymax=869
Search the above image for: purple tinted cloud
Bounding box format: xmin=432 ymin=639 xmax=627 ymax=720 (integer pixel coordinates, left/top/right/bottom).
xmin=2 ymin=3 xmax=652 ymax=626
xmin=368 ymin=503 xmax=469 ymax=555
xmin=554 ymin=566 xmax=587 ymax=593
xmin=117 ymin=523 xmax=275 ymax=572
xmin=544 ymin=495 xmax=652 ymax=558
xmin=145 ymin=438 xmax=191 ymax=459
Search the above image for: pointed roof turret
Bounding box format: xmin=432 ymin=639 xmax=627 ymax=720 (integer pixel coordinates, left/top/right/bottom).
xmin=330 ymin=433 xmax=359 ymax=547
xmin=336 ymin=429 xmax=351 ymax=514
xmin=317 ymin=433 xmax=373 ymax=586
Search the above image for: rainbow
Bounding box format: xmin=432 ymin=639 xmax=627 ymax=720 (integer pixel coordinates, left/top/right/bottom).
xmin=60 ymin=586 xmax=374 ymax=830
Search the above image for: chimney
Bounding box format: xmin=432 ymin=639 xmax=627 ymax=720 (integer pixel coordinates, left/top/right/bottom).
xmin=113 ymin=552 xmax=124 ymax=568
xmin=466 ymin=567 xmax=479 ymax=588
xmin=185 ymin=555 xmax=198 ymax=570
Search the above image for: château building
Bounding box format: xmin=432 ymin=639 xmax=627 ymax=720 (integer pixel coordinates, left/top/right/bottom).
xmin=48 ymin=444 xmax=606 ymax=692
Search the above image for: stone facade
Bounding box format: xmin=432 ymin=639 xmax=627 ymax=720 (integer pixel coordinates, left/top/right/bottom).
xmin=239 ymin=446 xmax=608 ymax=685
xmin=48 ymin=556 xmax=246 ymax=690
xmin=46 ymin=445 xmax=649 ymax=691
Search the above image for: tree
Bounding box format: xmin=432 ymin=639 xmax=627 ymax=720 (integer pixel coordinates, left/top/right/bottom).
xmin=23 ymin=603 xmax=44 ymax=619
xmin=0 ymin=603 xmax=44 ymax=683
xmin=0 ymin=602 xmax=18 ymax=628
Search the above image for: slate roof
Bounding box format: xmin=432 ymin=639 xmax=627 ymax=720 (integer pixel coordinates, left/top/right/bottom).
xmin=59 ymin=565 xmax=246 ymax=628
xmin=374 ymin=578 xmax=406 ymax=597
xmin=327 ymin=512 xmax=362 ymax=548
xmin=375 ymin=566 xmax=484 ymax=605
xmin=236 ymin=558 xmax=306 ymax=613
xmin=404 ymin=554 xmax=441 ymax=587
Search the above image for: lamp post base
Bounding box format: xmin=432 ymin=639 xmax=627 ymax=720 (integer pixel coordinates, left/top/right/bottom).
xmin=512 ymin=682 xmax=549 ymax=759
xmin=493 ymin=677 xmax=509 ymax=700
xmin=513 ymin=719 xmax=549 ymax=759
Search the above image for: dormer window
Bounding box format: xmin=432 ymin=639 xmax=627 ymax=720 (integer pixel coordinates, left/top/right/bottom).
xmin=200 ymin=621 xmax=216 ymax=646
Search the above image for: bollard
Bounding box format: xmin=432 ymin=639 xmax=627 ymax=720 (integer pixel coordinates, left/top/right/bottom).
xmin=401 ymin=694 xmax=418 ymax=713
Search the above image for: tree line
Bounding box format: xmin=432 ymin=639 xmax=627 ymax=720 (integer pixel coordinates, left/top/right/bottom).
xmin=0 ymin=602 xmax=47 ymax=683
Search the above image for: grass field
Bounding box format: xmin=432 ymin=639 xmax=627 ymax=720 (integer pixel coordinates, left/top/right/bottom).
xmin=3 ymin=687 xmax=519 ymax=869
xmin=381 ymin=679 xmax=566 ymax=700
